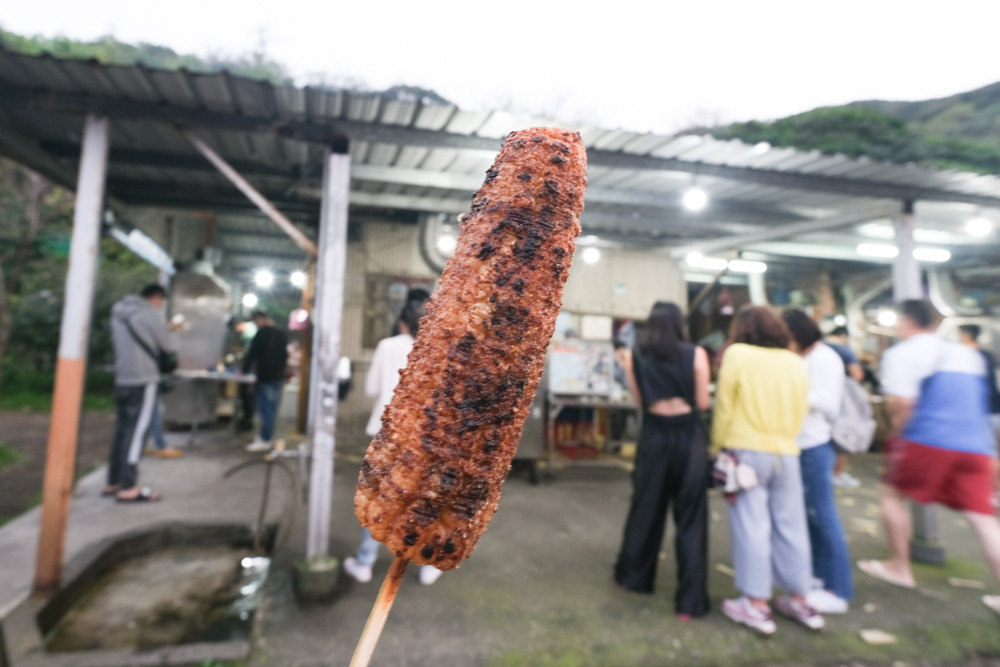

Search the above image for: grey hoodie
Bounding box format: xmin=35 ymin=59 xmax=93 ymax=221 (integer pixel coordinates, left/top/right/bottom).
xmin=110 ymin=294 xmax=177 ymax=386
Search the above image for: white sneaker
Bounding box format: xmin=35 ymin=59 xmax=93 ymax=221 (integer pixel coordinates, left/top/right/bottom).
xmin=245 ymin=438 xmax=271 ymax=452
xmin=775 ymin=595 xmax=825 ymax=630
xmin=833 ymin=472 xmax=861 ymax=488
xmin=721 ymin=596 xmax=776 ymax=635
xmin=806 ymin=589 xmax=849 ymax=614
xmin=419 ymin=566 xmax=443 ymax=586
xmin=343 ymin=556 xmax=373 ymax=583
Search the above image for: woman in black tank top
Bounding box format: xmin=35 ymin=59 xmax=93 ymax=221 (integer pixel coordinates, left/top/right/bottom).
xmin=614 ymin=302 xmax=711 ymax=619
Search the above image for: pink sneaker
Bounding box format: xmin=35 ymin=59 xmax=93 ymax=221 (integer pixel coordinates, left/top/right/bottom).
xmin=775 ymin=595 xmax=825 ymax=630
xmin=722 ymin=597 xmax=776 ymax=635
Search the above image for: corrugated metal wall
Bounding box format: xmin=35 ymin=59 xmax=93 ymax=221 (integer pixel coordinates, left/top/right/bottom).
xmin=562 ymin=246 xmax=687 ymax=318
xmin=337 ymin=221 xmax=437 ymax=452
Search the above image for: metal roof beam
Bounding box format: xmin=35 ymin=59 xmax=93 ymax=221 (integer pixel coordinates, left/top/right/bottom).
xmin=8 ymin=86 xmax=1000 ymax=208
xmin=669 ymin=205 xmax=901 ymax=258
xmin=346 ymin=191 xmax=748 ymax=238
xmin=41 ymin=141 xmax=302 ymax=179
xmin=349 ymin=165 xmax=800 ymax=221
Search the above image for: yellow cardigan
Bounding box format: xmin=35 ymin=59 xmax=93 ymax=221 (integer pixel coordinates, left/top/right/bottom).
xmin=711 ymin=343 xmax=809 ymax=456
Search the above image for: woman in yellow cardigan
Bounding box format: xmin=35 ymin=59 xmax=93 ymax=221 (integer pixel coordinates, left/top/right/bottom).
xmin=713 ymin=306 xmax=820 ymax=636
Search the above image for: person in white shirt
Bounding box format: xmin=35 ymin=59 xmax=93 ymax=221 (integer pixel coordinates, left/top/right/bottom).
xmin=782 ymin=310 xmax=853 ymax=614
xmin=343 ymin=303 xmax=444 ymax=586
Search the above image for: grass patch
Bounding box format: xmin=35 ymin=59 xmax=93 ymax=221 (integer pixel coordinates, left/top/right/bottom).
xmin=0 ymin=444 xmax=23 ymax=469
xmin=0 ymin=369 xmax=115 ymax=412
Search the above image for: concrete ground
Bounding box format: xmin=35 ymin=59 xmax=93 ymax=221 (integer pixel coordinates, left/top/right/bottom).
xmin=1 ymin=415 xmax=999 ymax=666
xmin=254 ymin=453 xmax=1000 ymax=667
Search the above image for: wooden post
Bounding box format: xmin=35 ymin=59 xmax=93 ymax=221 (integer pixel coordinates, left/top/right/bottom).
xmin=306 ymin=143 xmax=350 ymax=561
xmin=34 ymin=115 xmax=109 ymax=593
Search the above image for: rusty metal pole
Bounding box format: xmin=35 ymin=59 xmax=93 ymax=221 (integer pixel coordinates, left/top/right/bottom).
xmin=34 ymin=115 xmax=109 ymax=593
xmin=305 ymin=143 xmax=350 ymax=563
xmin=181 ymin=130 xmax=318 ymax=258
xmin=295 ymin=257 xmax=316 ymax=435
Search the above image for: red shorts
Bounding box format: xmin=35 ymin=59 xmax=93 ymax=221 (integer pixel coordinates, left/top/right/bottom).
xmin=883 ymin=437 xmax=997 ymax=515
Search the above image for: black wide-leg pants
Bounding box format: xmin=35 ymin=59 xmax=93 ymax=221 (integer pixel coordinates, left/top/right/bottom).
xmin=614 ymin=412 xmax=710 ymax=616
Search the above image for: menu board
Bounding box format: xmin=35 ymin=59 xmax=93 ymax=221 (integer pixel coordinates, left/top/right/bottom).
xmin=548 ymin=341 xmax=615 ymax=396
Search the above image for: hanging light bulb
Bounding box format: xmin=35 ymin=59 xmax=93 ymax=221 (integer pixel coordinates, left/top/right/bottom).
xmin=966 ymin=217 xmax=993 ymax=237
xmin=254 ymin=269 xmax=274 ymax=288
xmin=582 ymin=247 xmax=601 ymax=264
xmin=682 ymin=187 xmax=709 ymax=212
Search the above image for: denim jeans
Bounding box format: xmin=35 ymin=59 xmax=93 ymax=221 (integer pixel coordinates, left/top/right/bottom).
xmin=256 ymin=381 xmax=283 ymax=442
xmin=800 ymin=442 xmax=854 ymax=600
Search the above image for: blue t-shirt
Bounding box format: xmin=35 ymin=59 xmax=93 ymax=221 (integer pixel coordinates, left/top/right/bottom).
xmin=882 ymin=334 xmax=993 ymax=455
xmin=827 ymin=342 xmax=858 ymax=371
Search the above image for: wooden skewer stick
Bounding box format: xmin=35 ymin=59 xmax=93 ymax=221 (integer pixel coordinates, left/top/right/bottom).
xmin=349 ymin=556 xmax=409 ymax=667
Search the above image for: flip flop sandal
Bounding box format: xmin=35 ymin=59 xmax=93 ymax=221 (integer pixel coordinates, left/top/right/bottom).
xmin=116 ymin=487 xmax=162 ymax=503
xmin=984 ymin=595 xmax=1000 ymax=617
xmin=101 ymin=486 xmax=120 ymax=497
xmin=857 ymin=559 xmax=916 ymax=589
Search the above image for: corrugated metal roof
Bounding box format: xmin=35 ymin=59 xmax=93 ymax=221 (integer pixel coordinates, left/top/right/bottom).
xmin=1 ymin=47 xmax=999 ymax=270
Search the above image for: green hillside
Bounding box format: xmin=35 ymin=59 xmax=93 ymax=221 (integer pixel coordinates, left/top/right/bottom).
xmin=713 ymin=83 xmax=1000 ymax=175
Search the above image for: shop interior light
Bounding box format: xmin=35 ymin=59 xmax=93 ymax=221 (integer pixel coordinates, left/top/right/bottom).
xmin=682 ymin=186 xmax=709 ymax=212
xmin=913 ymin=247 xmax=951 ymax=262
xmin=582 ymin=247 xmax=601 ymax=264
xmin=857 ymin=243 xmax=899 ymax=258
xmin=833 ymin=314 xmax=847 ymax=326
xmin=685 ymin=252 xmax=728 ymax=271
xmin=290 ymin=270 xmax=307 ymax=288
xmin=727 ymin=259 xmax=767 ymax=274
xmin=242 ymin=293 xmax=259 ymax=308
xmin=437 ymin=235 xmax=457 ymax=254
xmin=254 ymin=269 xmax=274 ymax=288
xmin=877 ymin=309 xmax=897 ymax=327
xmin=966 ymin=217 xmax=993 ymax=237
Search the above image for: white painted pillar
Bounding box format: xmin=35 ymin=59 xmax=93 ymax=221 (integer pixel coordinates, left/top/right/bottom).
xmin=892 ymin=202 xmax=922 ymax=301
xmin=893 ymin=201 xmax=944 ymax=564
xmin=35 ymin=115 xmax=110 ymax=592
xmin=305 ymin=145 xmax=350 ymax=562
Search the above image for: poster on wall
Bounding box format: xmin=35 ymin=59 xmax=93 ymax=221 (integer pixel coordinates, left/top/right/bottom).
xmin=548 ymin=341 xmax=615 ymax=396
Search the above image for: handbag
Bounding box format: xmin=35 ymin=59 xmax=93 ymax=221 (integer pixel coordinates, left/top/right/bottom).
xmin=121 ymin=315 xmax=178 ymax=391
xmin=712 ymin=449 xmax=759 ymax=495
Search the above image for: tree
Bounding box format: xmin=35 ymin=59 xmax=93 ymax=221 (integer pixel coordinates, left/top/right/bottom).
xmin=0 ymin=159 xmax=71 ymax=390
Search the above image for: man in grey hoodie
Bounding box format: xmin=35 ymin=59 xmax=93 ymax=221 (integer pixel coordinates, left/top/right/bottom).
xmin=104 ymin=284 xmax=177 ymax=501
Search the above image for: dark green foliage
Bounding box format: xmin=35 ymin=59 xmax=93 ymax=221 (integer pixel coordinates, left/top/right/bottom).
xmin=716 ymin=107 xmax=918 ymax=162
xmin=0 ymin=27 xmax=293 ymax=85
xmin=716 ymin=88 xmax=1000 ymax=175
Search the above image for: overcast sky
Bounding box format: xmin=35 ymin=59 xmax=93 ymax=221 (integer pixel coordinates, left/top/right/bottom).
xmin=4 ymin=1 xmax=1000 ymax=133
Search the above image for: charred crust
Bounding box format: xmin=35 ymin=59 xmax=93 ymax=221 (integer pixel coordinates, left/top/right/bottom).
xmin=512 ymin=278 xmax=525 ymax=294
xmin=477 ymin=242 xmax=497 ymax=260
xmin=444 ymin=539 xmax=456 ymax=554
xmin=421 ymin=544 xmax=434 ymax=559
xmin=517 ymin=172 xmax=532 ymax=182
xmin=551 ymin=155 xmax=566 ymax=165
xmin=484 ymin=167 xmax=499 ymax=182
xmin=403 ymin=532 xmax=418 ymax=546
